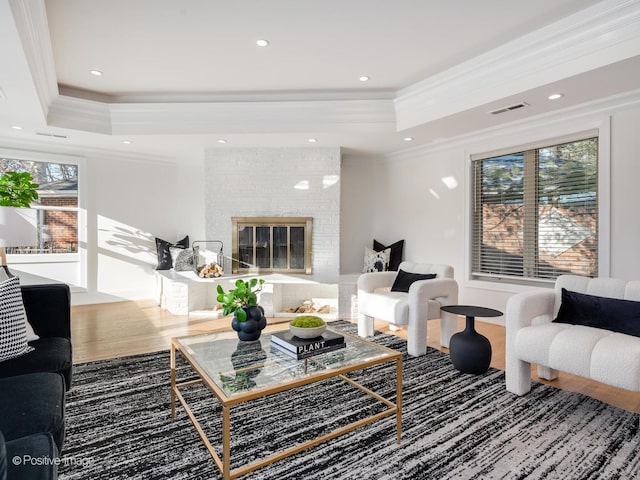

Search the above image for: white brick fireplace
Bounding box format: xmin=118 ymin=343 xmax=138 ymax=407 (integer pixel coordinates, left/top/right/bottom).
xmin=204 ymin=148 xmax=341 ymax=311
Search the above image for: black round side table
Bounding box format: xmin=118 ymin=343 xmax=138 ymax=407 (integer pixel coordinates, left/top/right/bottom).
xmin=441 ymin=305 xmax=503 ymax=375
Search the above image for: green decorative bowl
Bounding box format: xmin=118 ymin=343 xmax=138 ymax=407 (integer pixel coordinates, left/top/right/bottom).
xmin=289 ymin=315 xmax=326 ymax=339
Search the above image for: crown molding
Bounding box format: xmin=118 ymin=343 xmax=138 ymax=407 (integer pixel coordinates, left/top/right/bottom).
xmin=45 ymin=94 xmax=395 ymax=136
xmin=108 ymin=98 xmax=395 ymax=135
xmin=47 ymin=95 xmax=112 ymax=134
xmin=8 ymin=0 xmax=58 ymax=117
xmin=0 ymin=133 xmax=175 ymax=166
xmin=394 ymin=0 xmax=640 ymax=131
xmin=387 ymin=88 xmax=640 ymax=163
xmin=58 ymin=85 xmax=396 ymax=104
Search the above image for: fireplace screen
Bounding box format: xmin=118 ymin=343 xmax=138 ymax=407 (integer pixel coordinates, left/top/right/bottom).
xmin=231 ymin=217 xmax=312 ymax=274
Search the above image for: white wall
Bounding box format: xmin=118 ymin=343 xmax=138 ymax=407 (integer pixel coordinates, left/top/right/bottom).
xmin=204 ymin=147 xmax=341 ymax=283
xmin=610 ymin=107 xmax=640 ymax=280
xmin=6 ymin=141 xmax=183 ymax=305
xmin=339 ymin=155 xmax=387 ymax=274
xmin=361 ymin=98 xmax=640 ymax=323
xmin=78 ymin=154 xmax=179 ymax=304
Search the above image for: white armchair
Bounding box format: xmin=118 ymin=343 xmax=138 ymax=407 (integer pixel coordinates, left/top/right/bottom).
xmin=506 ymin=274 xmax=640 ymax=396
xmin=357 ymin=262 xmax=459 ymax=356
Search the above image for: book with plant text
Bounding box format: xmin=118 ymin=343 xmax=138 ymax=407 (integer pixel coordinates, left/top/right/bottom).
xmin=270 ymin=329 xmax=345 ymax=354
xmin=270 ymin=340 xmax=346 ymax=360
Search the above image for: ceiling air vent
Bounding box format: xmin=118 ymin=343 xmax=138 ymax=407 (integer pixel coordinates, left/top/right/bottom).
xmin=489 ymin=102 xmax=530 ymax=115
xmin=36 ymin=132 xmax=68 ymax=139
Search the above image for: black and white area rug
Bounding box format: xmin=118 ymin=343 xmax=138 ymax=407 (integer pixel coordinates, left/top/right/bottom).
xmin=59 ymin=322 xmax=640 ymax=480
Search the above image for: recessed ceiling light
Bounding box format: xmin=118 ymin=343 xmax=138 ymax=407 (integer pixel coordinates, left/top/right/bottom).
xmin=359 ymin=76 xmax=370 ymax=82
xmin=256 ymin=39 xmax=270 ymax=47
xmin=90 ymin=70 xmax=103 ymax=76
xmin=403 ymin=137 xmax=413 ymax=142
xmin=548 ymin=93 xmax=564 ymax=100
xmin=11 ymin=125 xmax=23 ymax=130
xmin=218 ymin=139 xmax=227 ymax=144
xmin=122 ymin=140 xmax=131 ymax=145
xmin=308 ymin=138 xmax=317 ymax=143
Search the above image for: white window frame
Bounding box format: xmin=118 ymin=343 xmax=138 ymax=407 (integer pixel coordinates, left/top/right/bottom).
xmin=464 ymin=121 xmax=611 ymax=293
xmin=1 ymin=148 xmax=85 ymax=277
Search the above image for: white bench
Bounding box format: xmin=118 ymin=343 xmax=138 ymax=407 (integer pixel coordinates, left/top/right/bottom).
xmin=155 ymin=271 xmax=339 ymax=318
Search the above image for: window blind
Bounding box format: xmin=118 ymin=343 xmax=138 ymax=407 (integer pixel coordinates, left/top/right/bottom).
xmin=472 ymin=136 xmax=598 ymax=283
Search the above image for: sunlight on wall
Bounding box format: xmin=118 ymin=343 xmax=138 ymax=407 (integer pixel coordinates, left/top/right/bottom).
xmin=441 ymin=176 xmax=459 ymax=190
xmin=96 ymin=215 xmax=157 ymax=296
xmin=322 ymin=175 xmax=340 ymax=188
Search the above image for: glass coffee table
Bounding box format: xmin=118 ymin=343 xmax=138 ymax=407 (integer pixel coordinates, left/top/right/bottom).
xmin=170 ymin=327 xmax=402 ymax=480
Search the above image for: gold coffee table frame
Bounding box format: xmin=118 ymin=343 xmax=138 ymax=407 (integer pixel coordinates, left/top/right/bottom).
xmin=170 ymin=328 xmax=402 ymax=480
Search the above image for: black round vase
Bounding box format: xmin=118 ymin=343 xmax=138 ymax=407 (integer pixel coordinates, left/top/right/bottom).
xmin=449 ymin=317 xmax=492 ymax=375
xmin=231 ymin=306 xmax=267 ymax=341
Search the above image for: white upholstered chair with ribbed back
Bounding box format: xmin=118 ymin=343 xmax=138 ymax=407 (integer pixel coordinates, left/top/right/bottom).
xmin=506 ymin=274 xmax=640 ymax=395
xmin=357 ymin=262 xmax=459 ymax=357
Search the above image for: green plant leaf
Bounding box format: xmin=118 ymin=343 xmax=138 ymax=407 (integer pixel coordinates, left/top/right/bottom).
xmin=217 ymin=285 xmax=224 ymax=294
xmin=0 ymin=171 xmax=39 ymax=208
xmin=247 ymin=292 xmax=257 ymax=305
xmin=236 ymin=308 xmax=247 ymax=322
xmin=248 ymin=278 xmax=258 ymax=289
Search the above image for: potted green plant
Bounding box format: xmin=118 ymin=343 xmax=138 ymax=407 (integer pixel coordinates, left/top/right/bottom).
xmin=217 ymin=278 xmax=267 ymax=341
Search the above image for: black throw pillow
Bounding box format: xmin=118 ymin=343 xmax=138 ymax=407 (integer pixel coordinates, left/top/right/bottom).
xmin=553 ymin=288 xmax=640 ymax=337
xmin=390 ymin=269 xmax=436 ymax=293
xmin=155 ymin=235 xmax=189 ymax=270
xmin=374 ymin=239 xmax=404 ymax=271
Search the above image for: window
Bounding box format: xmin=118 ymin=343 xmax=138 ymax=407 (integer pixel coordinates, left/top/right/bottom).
xmin=471 ymin=136 xmax=598 ymax=284
xmin=1 ymin=158 xmax=79 ymax=255
xmin=231 ymin=217 xmax=312 ymax=274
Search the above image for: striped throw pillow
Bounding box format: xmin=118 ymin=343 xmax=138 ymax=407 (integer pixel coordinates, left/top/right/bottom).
xmin=0 ymin=276 xmax=34 ymax=361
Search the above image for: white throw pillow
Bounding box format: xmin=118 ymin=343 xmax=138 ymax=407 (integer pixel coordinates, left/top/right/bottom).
xmin=0 ymin=276 xmax=34 ymax=361
xmin=363 ymin=247 xmax=390 ymax=273
xmin=170 ymin=246 xmax=199 ymax=271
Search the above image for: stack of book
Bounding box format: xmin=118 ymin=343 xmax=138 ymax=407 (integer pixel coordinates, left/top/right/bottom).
xmin=270 ymin=329 xmax=346 ymax=359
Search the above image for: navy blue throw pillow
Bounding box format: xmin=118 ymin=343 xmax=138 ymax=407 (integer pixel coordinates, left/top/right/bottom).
xmin=155 ymin=235 xmax=189 ymax=270
xmin=373 ymin=239 xmax=404 ymax=271
xmin=390 ymin=269 xmax=436 ymax=293
xmin=553 ymin=288 xmax=640 ymax=337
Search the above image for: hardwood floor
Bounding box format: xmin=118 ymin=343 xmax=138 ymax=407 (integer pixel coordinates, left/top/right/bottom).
xmin=71 ymin=300 xmax=640 ymax=413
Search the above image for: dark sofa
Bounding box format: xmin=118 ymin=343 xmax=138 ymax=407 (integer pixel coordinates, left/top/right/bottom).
xmin=0 ymin=284 xmax=73 ymax=390
xmin=0 ymin=283 xmax=72 ymax=480
xmin=0 ymin=373 xmax=66 ymax=480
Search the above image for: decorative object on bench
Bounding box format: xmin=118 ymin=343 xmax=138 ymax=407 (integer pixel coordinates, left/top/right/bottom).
xmin=373 ymin=239 xmax=404 ymax=271
xmin=217 ymin=278 xmax=267 ymax=341
xmin=0 ymin=281 xmax=73 ymax=390
xmin=506 ymin=274 xmax=640 ymax=395
xmin=0 ymin=372 xmax=66 ymax=480
xmin=363 ymin=246 xmax=390 ymax=272
xmin=442 ymin=305 xmax=502 ymax=375
xmin=358 ymin=261 xmax=459 ymax=356
xmin=170 ymin=245 xmax=199 ymax=271
xmin=197 ymin=262 xmax=224 ymax=278
xmin=155 ymin=235 xmax=189 ymax=270
xmin=192 ymin=240 xmax=225 ymax=276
